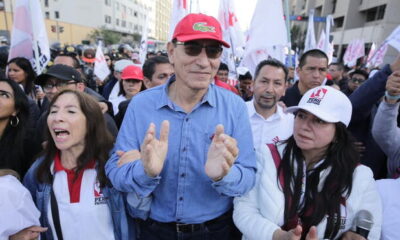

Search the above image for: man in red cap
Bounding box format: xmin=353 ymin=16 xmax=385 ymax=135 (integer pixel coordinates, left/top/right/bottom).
xmin=106 ymin=13 xmax=256 ymax=240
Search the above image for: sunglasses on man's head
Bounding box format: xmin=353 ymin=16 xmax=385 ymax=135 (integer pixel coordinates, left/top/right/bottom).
xmin=175 ymin=41 xmax=223 ymax=59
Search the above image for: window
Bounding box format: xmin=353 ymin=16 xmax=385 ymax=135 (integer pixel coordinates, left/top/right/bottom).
xmin=331 ymin=0 xmax=336 ymax=14
xmin=365 ymin=4 xmax=386 ymax=22
xmin=45 ymin=0 xmax=49 ymax=7
xmin=105 ymin=15 xmax=111 ymax=24
xmin=104 ymin=0 xmax=111 ymax=6
xmin=122 ymin=20 xmax=126 ymax=27
xmin=134 ymin=11 xmax=138 ymax=17
xmin=334 ymin=16 xmax=344 ymax=28
xmin=116 ymin=18 xmax=120 ymax=26
xmin=55 ymin=11 xmax=59 ymax=19
xmin=45 ymin=11 xmax=50 ymax=19
xmin=377 ymin=5 xmax=386 ymax=20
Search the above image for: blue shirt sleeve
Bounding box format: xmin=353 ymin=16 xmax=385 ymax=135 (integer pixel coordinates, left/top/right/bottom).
xmin=105 ymin=101 xmax=160 ymax=198
xmin=211 ymin=99 xmax=257 ymax=197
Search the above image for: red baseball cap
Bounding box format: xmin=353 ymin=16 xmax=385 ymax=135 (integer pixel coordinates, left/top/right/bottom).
xmin=172 ymin=13 xmax=230 ymax=48
xmin=121 ymin=65 xmax=144 ymax=80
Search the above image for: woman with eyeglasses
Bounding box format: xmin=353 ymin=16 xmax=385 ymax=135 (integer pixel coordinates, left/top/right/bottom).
xmin=233 ymin=86 xmax=382 ymax=240
xmin=23 ymin=90 xmax=136 ymax=240
xmin=110 ymin=65 xmax=146 ymax=115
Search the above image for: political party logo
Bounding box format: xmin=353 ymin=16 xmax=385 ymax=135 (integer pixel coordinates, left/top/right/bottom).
xmin=307 ymin=88 xmax=328 ymax=105
xmin=193 ymin=22 xmax=216 ymax=33
xmin=94 ymin=181 xmax=107 ymax=205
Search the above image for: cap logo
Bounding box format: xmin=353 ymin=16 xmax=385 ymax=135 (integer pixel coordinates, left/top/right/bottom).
xmin=193 ymin=22 xmax=216 ymax=33
xmin=307 ymin=88 xmax=328 ymax=105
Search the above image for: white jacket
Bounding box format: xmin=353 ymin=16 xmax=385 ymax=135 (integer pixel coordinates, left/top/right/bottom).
xmin=233 ymin=144 xmax=382 ymax=240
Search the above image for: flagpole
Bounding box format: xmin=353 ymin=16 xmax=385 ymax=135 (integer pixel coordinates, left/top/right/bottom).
xmin=284 ymin=0 xmax=292 ymax=67
xmin=29 ymin=0 xmax=41 ymax=75
xmin=228 ymin=36 xmax=238 ymax=77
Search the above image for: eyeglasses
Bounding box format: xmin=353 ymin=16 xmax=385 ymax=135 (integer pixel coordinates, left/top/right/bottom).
xmin=175 ymin=41 xmax=223 ymax=59
xmin=43 ymin=81 xmax=78 ymax=91
xmin=351 ymin=78 xmax=365 ymax=84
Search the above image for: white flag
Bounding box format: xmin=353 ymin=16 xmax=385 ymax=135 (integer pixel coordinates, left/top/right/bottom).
xmin=304 ymin=9 xmax=316 ymax=52
xmin=94 ymin=42 xmax=110 ymax=81
xmin=367 ymin=43 xmax=388 ymax=68
xmin=169 ymin=0 xmax=188 ymax=40
xmin=317 ymin=31 xmax=326 ymax=50
xmin=139 ymin=21 xmax=148 ymax=66
xmin=218 ymin=0 xmax=245 ymax=78
xmin=366 ymin=42 xmax=376 ymax=65
xmin=343 ymin=39 xmax=365 ymax=66
xmin=386 ymin=26 xmax=400 ymax=52
xmin=8 ymin=0 xmax=50 ymax=74
xmin=240 ymin=0 xmax=288 ymax=76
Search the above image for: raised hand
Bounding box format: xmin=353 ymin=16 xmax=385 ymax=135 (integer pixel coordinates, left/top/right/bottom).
xmin=117 ymin=149 xmax=141 ymax=167
xmin=385 ymin=71 xmax=400 ymax=103
xmin=141 ymin=120 xmax=170 ymax=177
xmin=205 ymin=124 xmax=239 ymax=181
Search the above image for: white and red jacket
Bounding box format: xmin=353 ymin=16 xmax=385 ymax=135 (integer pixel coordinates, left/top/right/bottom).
xmin=233 ymin=144 xmax=382 ymax=240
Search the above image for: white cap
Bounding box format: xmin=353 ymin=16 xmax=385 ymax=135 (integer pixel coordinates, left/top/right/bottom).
xmin=114 ymin=59 xmax=134 ymax=72
xmin=285 ymin=86 xmax=352 ymax=127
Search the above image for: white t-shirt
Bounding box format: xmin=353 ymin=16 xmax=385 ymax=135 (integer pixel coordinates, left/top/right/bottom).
xmin=246 ymin=100 xmax=294 ymax=149
xmin=0 ymin=175 xmax=40 ymax=239
xmin=376 ymin=178 xmax=400 ymax=240
xmin=48 ymin=158 xmax=115 ymax=240
xmin=110 ymin=95 xmax=127 ymax=116
xmin=108 ymin=82 xmax=120 ymax=102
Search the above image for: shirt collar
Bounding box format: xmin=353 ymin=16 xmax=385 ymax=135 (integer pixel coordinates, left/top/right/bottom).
xmin=53 ymin=151 xmax=96 ymax=174
xmin=249 ymin=100 xmax=285 ymax=120
xmin=156 ymin=75 xmax=216 ymax=110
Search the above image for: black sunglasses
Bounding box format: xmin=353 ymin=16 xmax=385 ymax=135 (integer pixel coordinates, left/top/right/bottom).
xmin=175 ymin=41 xmax=223 ymax=59
xmin=351 ymin=78 xmax=365 ymax=84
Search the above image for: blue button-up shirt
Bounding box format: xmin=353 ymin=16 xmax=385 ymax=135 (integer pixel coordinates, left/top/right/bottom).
xmin=106 ymin=77 xmax=256 ymax=224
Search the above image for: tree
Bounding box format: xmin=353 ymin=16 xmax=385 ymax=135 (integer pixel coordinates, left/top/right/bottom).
xmin=88 ymin=27 xmax=122 ymax=45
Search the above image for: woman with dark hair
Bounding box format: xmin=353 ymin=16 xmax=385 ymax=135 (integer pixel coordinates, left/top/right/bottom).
xmin=0 ymin=78 xmax=46 ymax=239
xmin=23 ymin=90 xmax=136 ymax=240
xmin=7 ymin=57 xmax=37 ymax=98
xmin=110 ymin=65 xmax=146 ymax=115
xmin=233 ymin=86 xmax=382 ymax=240
xmin=0 ymin=78 xmax=38 ymax=176
xmin=7 ymin=57 xmax=41 ymax=124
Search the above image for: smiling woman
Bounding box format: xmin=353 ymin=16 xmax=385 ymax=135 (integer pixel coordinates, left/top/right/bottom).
xmin=23 ymin=90 xmax=137 ymax=240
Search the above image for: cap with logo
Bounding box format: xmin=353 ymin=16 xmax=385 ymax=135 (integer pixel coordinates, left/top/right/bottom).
xmin=285 ymin=86 xmax=352 ymax=126
xmin=121 ymin=65 xmax=144 ymax=80
xmin=172 ymin=13 xmax=230 ymax=48
xmin=35 ymin=64 xmax=82 ymax=86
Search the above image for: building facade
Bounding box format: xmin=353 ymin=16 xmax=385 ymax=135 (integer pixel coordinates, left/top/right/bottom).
xmin=290 ymin=0 xmax=400 ymax=64
xmin=0 ymin=0 xmax=163 ymax=46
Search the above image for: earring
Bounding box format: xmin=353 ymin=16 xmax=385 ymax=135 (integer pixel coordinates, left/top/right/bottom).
xmin=10 ymin=115 xmax=19 ymax=127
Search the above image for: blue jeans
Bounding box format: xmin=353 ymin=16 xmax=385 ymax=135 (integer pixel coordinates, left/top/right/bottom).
xmin=139 ymin=211 xmax=239 ymax=240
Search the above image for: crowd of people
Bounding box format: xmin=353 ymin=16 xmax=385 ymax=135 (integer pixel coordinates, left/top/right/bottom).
xmin=1 ymin=12 xmax=400 ymax=240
